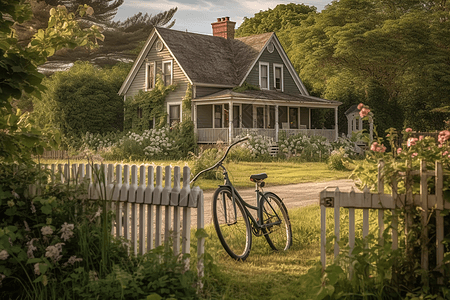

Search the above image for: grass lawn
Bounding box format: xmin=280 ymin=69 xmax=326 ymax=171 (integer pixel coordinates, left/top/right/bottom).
xmin=38 ymin=158 xmax=352 ymax=191
xmin=199 ymin=205 xmax=334 ymax=300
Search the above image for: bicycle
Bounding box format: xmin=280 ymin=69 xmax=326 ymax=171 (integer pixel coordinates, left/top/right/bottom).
xmin=190 ymin=137 xmax=292 ymax=261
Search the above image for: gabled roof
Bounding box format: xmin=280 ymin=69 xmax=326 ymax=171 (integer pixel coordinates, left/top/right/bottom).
xmin=119 ymin=27 xmax=307 ymax=95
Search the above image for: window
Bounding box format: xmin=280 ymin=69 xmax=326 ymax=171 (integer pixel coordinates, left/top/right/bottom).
xmin=163 ymin=61 xmax=173 ymax=86
xmin=145 ymin=62 xmax=155 ymax=90
xmin=214 ymin=105 xmax=222 ymax=128
xmin=169 ymin=104 xmax=180 ymax=125
xmin=259 ymin=62 xmax=269 ymax=90
xmin=233 ymin=105 xmax=240 ymax=128
xmin=273 ymin=64 xmax=283 ymax=91
xmin=289 ymin=107 xmax=298 ymax=129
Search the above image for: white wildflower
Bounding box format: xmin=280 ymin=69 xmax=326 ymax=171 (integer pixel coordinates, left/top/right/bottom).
xmin=27 ymin=238 xmax=38 ymax=259
xmin=0 ymin=250 xmax=9 ymax=260
xmin=63 ymin=255 xmax=83 ymax=267
xmin=34 ymin=263 xmax=41 ymax=275
xmin=24 ymin=220 xmax=30 ymax=232
xmin=41 ymin=226 xmax=53 ymax=236
xmin=89 ymin=270 xmax=98 ymax=281
xmin=7 ymin=200 xmax=14 ymax=207
xmin=59 ymin=223 xmax=74 ymax=241
xmin=45 ymin=243 xmax=64 ymax=262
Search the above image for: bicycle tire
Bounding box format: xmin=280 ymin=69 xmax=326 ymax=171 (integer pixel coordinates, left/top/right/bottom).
xmin=261 ymin=192 xmax=292 ymax=251
xmin=212 ymin=186 xmax=252 ymax=261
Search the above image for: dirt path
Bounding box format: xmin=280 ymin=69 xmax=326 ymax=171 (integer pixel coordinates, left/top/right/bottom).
xmin=193 ymin=179 xmax=358 ymax=227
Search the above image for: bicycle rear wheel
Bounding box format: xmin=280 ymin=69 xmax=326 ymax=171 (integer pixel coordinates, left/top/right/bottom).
xmin=261 ymin=192 xmax=292 ymax=251
xmin=212 ymin=186 xmax=252 ymax=261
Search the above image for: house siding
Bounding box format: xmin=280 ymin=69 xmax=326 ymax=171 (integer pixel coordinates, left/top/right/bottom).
xmin=125 ymin=38 xmax=189 ymax=109
xmin=245 ymin=48 xmax=301 ymax=95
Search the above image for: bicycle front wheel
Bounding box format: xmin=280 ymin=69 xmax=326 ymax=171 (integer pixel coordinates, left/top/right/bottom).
xmin=212 ymin=186 xmax=252 ymax=261
xmin=261 ymin=192 xmax=292 ymax=251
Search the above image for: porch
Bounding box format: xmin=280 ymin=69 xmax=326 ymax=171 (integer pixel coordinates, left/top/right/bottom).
xmin=192 ymin=89 xmax=341 ymax=144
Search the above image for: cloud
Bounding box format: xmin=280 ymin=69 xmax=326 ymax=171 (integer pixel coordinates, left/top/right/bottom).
xmin=123 ymin=0 xmax=217 ymax=12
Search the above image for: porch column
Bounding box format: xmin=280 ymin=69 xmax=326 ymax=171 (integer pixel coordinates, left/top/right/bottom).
xmin=359 ymin=116 xmax=363 ymax=133
xmin=335 ymin=107 xmax=339 ymax=141
xmin=229 ymin=101 xmax=233 ymax=143
xmin=193 ymin=102 xmax=198 ymax=136
xmin=275 ymin=105 xmax=279 ymax=142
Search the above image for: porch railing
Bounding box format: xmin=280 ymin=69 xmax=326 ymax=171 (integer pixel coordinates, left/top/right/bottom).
xmin=197 ymin=128 xmax=336 ymax=143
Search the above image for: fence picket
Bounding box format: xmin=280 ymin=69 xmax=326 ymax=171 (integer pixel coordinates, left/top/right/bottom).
xmin=334 ymin=187 xmax=340 ymax=259
xmin=420 ymin=160 xmax=429 ymax=277
xmin=435 ymin=161 xmax=444 ymax=284
xmin=377 ymin=160 xmax=385 ymax=245
xmin=144 ymin=166 xmax=154 ymax=204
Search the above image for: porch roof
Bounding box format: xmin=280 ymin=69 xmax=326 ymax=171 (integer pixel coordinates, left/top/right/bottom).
xmin=192 ymin=89 xmax=342 ymax=108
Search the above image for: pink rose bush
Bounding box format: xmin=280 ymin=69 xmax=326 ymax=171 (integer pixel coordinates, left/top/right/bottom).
xmin=357 ymin=103 xmax=371 ymax=118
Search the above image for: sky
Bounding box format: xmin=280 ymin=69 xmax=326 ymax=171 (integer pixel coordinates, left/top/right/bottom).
xmin=114 ymin=0 xmax=331 ymax=35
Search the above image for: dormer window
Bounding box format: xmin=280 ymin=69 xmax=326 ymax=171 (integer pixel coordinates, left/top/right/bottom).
xmin=163 ymin=60 xmax=173 ymax=86
xmin=259 ymin=62 xmax=269 ymax=90
xmin=145 ymin=62 xmax=155 ymax=90
xmin=273 ymin=63 xmax=283 ymax=91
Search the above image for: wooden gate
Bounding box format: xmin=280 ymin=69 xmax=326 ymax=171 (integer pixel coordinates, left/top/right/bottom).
xmin=320 ymin=160 xmax=448 ymax=280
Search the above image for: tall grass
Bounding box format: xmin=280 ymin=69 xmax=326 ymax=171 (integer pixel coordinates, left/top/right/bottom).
xmin=199 ymin=205 xmax=378 ymax=300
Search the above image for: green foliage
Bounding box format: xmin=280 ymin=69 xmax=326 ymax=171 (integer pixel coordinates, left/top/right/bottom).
xmin=0 ymin=2 xmax=103 ymax=163
xmin=31 ymin=61 xmax=128 ymax=148
xmin=328 ymin=147 xmax=351 ymax=171
xmin=235 ymin=3 xmax=316 ymax=37
xmin=79 ymin=248 xmax=199 ymax=299
xmin=123 ymin=77 xmax=176 ymax=131
xmin=232 ymin=82 xmax=260 ymax=92
xmin=190 ymin=147 xmax=225 ymax=181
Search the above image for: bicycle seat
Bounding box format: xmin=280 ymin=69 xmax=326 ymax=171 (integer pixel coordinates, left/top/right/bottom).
xmin=250 ymin=173 xmax=267 ymax=182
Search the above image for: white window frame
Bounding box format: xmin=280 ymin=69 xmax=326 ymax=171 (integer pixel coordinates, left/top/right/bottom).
xmin=259 ymin=62 xmax=269 ymax=90
xmin=273 ymin=63 xmax=284 ymax=92
xmin=167 ymin=102 xmax=182 ymax=125
xmin=145 ymin=61 xmax=155 ymax=91
xmin=162 ymin=60 xmax=173 ymax=86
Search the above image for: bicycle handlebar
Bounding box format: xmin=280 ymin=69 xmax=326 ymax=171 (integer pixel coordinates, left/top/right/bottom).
xmin=190 ymin=136 xmax=250 ymax=184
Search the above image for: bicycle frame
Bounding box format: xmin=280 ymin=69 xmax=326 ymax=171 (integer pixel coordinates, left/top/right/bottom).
xmin=218 ymin=163 xmax=282 ymax=232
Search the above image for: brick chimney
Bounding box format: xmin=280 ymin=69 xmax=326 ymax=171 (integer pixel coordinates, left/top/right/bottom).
xmin=211 ymin=17 xmax=236 ymax=39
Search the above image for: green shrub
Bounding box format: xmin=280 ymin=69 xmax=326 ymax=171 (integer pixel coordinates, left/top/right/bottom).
xmin=190 ymin=147 xmax=225 ymax=181
xmin=328 ymin=147 xmax=351 ymax=170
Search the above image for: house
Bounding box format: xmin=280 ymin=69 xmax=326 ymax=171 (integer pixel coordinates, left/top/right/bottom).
xmin=118 ymin=17 xmax=342 ymax=144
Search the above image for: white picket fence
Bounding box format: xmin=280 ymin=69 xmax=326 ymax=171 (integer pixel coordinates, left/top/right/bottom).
xmin=29 ymin=163 xmax=205 ymax=281
xmin=320 ymin=160 xmax=449 ymax=282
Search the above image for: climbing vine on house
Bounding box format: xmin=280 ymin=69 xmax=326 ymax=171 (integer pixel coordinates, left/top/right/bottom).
xmin=123 ymin=77 xmax=176 ymax=131
xmin=182 ymin=83 xmax=192 ymax=120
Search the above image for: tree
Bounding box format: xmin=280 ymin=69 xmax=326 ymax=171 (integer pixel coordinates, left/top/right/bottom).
xmin=235 ymin=3 xmax=316 ymax=37
xmin=14 ymin=1 xmax=178 ymax=72
xmin=0 ymin=1 xmax=103 ymax=162
xmin=32 ymin=62 xmax=129 ymax=145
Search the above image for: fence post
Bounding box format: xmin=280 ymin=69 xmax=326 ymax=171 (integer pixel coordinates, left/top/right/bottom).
xmin=348 ymin=187 xmax=355 ymax=279
xmin=435 ymin=161 xmax=444 ymax=284
xmin=334 ymin=187 xmax=340 ymax=260
xmin=195 ymin=187 xmax=205 ymax=292
xmin=420 ymin=160 xmax=429 ymax=286
xmin=377 ymin=160 xmax=385 ymax=245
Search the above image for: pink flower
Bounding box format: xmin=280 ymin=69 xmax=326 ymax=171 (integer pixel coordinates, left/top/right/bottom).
xmin=412 ymin=153 xmax=418 ymax=158
xmin=438 ymin=130 xmax=450 ymax=144
xmin=357 ymin=103 xmax=364 ymax=110
xmin=407 ymin=137 xmax=418 ymax=147
xmin=370 ymin=142 xmax=386 ymax=153
xmin=443 ymin=151 xmax=449 ymax=156
xmin=405 ymin=128 xmax=413 ymax=133
xmin=419 ymin=135 xmax=424 ymax=141
xmin=370 ymin=142 xmax=378 ymax=151
xmin=359 ymin=108 xmax=370 ymax=118
xmin=397 ymin=148 xmax=402 ymax=154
